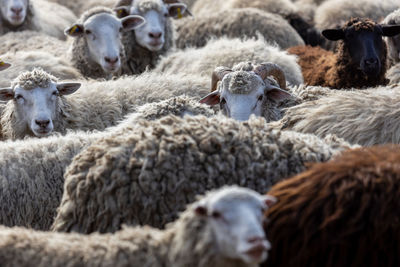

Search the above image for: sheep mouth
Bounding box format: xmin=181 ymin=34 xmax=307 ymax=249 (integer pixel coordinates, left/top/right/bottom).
xmin=33 ymin=128 xmax=52 ymax=137
xmin=242 ymin=244 xmax=268 ymax=261
xmin=10 ymin=15 xmax=24 ymax=23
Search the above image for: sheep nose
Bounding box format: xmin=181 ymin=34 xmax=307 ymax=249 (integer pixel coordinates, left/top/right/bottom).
xmin=11 ymin=7 xmax=23 ymax=15
xmin=104 ymin=56 xmax=119 ymax=64
xmin=247 ymin=236 xmax=264 ymax=244
xmin=149 ymin=31 xmax=162 ymax=39
xmin=364 ymin=58 xmax=378 ymax=66
xmin=35 ymin=119 xmax=50 ymax=128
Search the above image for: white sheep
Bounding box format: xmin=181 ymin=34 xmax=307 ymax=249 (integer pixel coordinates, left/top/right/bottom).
xmin=52 ymin=114 xmax=353 ymax=233
xmin=174 ymin=8 xmax=305 ymax=50
xmin=199 ymin=62 xmax=292 ymax=121
xmin=0 ymin=68 xmax=211 ymax=139
xmin=383 ymin=9 xmax=400 ymax=66
xmin=0 ymin=186 xmax=276 ymax=267
xmin=114 ymin=0 xmax=188 ymax=74
xmin=0 ymin=0 xmax=77 ymax=40
xmin=155 ymin=36 xmax=304 ymax=86
xmin=276 ymin=84 xmax=400 ymax=146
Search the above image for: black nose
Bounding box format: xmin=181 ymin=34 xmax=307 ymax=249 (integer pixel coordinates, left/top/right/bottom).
xmin=35 ymin=119 xmax=50 ymax=128
xmin=364 ymin=58 xmax=378 ymax=66
xmin=149 ymin=32 xmax=162 ymax=39
xmin=104 ymin=56 xmax=119 ymax=64
xmin=11 ymin=7 xmax=22 ymax=15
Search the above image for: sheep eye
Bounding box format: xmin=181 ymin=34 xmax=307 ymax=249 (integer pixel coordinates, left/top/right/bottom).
xmin=85 ymin=29 xmax=92 ymax=35
xmin=164 ymin=12 xmax=168 ymax=17
xmin=258 ymin=95 xmax=263 ymax=101
xmin=15 ymin=94 xmax=23 ymax=100
xmin=212 ymin=211 xmax=221 ymax=218
xmin=119 ymin=27 xmax=123 ymax=33
xmin=220 ymin=98 xmax=226 ymax=105
xmin=52 ymin=91 xmax=59 ymax=96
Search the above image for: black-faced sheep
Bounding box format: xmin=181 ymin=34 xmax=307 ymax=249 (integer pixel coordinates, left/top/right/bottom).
xmin=0 ymin=186 xmax=275 ymax=267
xmin=174 ymin=8 xmax=304 ymax=50
xmin=200 ymin=62 xmax=292 ymax=121
xmin=276 ymin=84 xmax=400 ymax=146
xmin=263 ymin=145 xmax=400 ymax=267
xmin=114 ymin=0 xmax=187 ymax=74
xmin=52 ymin=114 xmax=353 ymax=234
xmin=288 ymin=18 xmax=400 ymax=89
xmin=0 ymin=0 xmax=77 ymax=40
xmin=155 ymin=36 xmax=304 ymax=86
xmin=383 ymin=9 xmax=400 ymax=66
xmin=0 ymin=95 xmax=214 ymax=230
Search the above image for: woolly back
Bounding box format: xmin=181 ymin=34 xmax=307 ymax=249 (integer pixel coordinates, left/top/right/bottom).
xmin=263 ymin=145 xmax=400 ymax=267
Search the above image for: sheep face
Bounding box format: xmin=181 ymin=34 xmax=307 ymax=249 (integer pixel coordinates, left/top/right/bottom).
xmin=322 ymin=20 xmax=400 ymax=77
xmin=0 ymin=82 xmax=80 ymax=137
xmin=194 ymin=187 xmax=276 ymax=265
xmin=65 ymin=13 xmax=145 ymax=74
xmin=200 ymin=72 xmax=291 ymax=121
xmin=0 ymin=0 xmax=28 ymax=26
xmin=0 ymin=61 xmax=11 ymax=71
xmin=123 ymin=0 xmax=186 ymax=52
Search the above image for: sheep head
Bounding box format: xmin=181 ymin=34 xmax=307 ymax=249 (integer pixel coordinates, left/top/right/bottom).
xmin=0 ymin=69 xmax=80 ymax=138
xmin=322 ymin=17 xmax=400 ymax=78
xmin=0 ymin=0 xmax=29 ymax=27
xmin=200 ymin=62 xmax=292 ymax=121
xmin=192 ymin=186 xmax=276 ymax=265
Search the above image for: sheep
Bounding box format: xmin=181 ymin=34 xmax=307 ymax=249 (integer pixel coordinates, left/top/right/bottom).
xmin=199 ymin=62 xmax=293 ymax=121
xmin=174 ymin=8 xmax=304 ymax=50
xmin=52 ymin=114 xmax=354 ymax=234
xmin=288 ymin=18 xmax=400 ymax=89
xmin=276 ymin=84 xmax=400 ymax=146
xmin=113 ymin=0 xmax=187 ymax=75
xmin=0 ymin=95 xmax=214 ymax=230
xmin=0 ymin=0 xmax=77 ymax=40
xmin=0 ymin=186 xmax=276 ymax=267
xmin=191 ymin=0 xmax=324 ymax=47
xmin=0 ymin=68 xmax=212 ymax=139
xmin=155 ymin=36 xmax=304 ymax=86
xmin=64 ymin=7 xmax=146 ymax=79
xmin=263 ymin=145 xmax=400 ymax=267
xmin=383 ymin=9 xmax=400 ymax=66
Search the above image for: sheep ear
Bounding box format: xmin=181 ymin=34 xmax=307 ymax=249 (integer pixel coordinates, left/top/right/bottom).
xmin=194 ymin=204 xmax=208 ymax=216
xmin=322 ymin=29 xmax=345 ymax=41
xmin=0 ymin=88 xmax=14 ymax=101
xmin=167 ymin=3 xmax=187 ymax=19
xmin=56 ymin=83 xmax=81 ymax=95
xmin=0 ymin=62 xmax=11 ymax=71
xmin=265 ymin=87 xmax=292 ymax=103
xmin=121 ymin=15 xmax=145 ymax=31
xmin=263 ymin=195 xmax=277 ymax=208
xmin=380 ymin=24 xmax=400 ymax=37
xmin=65 ymin=24 xmax=84 ymax=37
xmin=199 ymin=91 xmax=220 ymax=106
xmin=114 ymin=6 xmax=131 ymax=18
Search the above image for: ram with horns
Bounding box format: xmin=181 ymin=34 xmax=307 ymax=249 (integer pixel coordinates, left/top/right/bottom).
xmin=200 ymin=62 xmax=292 ymax=121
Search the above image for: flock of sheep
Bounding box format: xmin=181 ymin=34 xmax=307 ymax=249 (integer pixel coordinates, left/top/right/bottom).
xmin=0 ymin=0 xmax=400 ymax=266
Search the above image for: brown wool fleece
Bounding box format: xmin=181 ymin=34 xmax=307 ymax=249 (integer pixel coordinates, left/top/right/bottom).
xmin=263 ymin=145 xmax=400 ymax=267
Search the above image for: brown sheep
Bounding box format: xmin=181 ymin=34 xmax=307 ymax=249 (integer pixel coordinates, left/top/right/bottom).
xmin=288 ymin=18 xmax=400 ymax=89
xmin=262 ymin=145 xmax=400 ymax=267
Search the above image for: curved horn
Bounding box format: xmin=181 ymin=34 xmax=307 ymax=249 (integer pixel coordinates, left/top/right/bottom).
xmin=210 ymin=66 xmax=232 ymax=92
xmin=254 ymin=63 xmax=286 ymax=90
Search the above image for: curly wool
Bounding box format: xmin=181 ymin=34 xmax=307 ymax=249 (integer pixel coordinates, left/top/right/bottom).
xmin=174 ymin=8 xmax=304 ymax=50
xmin=52 ymin=114 xmax=353 ymax=234
xmin=121 ymin=0 xmax=174 ymax=75
xmin=263 ymin=145 xmax=400 ymax=267
xmin=69 ymin=7 xmax=126 ymax=79
xmin=383 ymin=9 xmax=400 ymax=66
xmin=387 ymin=63 xmax=400 ymax=85
xmin=0 ymin=95 xmax=214 ymax=230
xmin=155 ymin=36 xmax=304 ymax=86
xmin=11 ymin=68 xmax=57 ymax=90
xmin=0 ymin=188 xmax=262 ymax=267
xmin=278 ymin=84 xmax=400 ymax=146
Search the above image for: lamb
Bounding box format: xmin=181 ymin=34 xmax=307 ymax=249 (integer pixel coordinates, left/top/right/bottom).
xmin=288 ymin=18 xmax=400 ymax=89
xmin=263 ymin=145 xmax=400 ymax=267
xmin=0 ymin=68 xmax=212 ymax=139
xmin=155 ymin=36 xmax=304 ymax=86
xmin=0 ymin=186 xmax=276 ymax=267
xmin=276 ymin=84 xmax=400 ymax=146
xmin=0 ymin=0 xmax=77 ymax=40
xmin=52 ymin=114 xmax=354 ymax=234
xmin=174 ymin=8 xmax=304 ymax=50
xmin=0 ymin=95 xmax=214 ymax=230
xmin=114 ymin=0 xmax=187 ymax=75
xmin=199 ymin=62 xmax=293 ymax=121
xmin=383 ymin=9 xmax=400 ymax=66
xmin=191 ymin=0 xmax=324 ymax=47
xmin=64 ymin=7 xmax=145 ymax=79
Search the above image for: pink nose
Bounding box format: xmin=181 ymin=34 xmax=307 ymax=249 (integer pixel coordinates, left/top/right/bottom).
xmin=11 ymin=7 xmax=23 ymax=15
xmin=104 ymin=56 xmax=119 ymax=64
xmin=148 ymin=31 xmax=162 ymax=39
